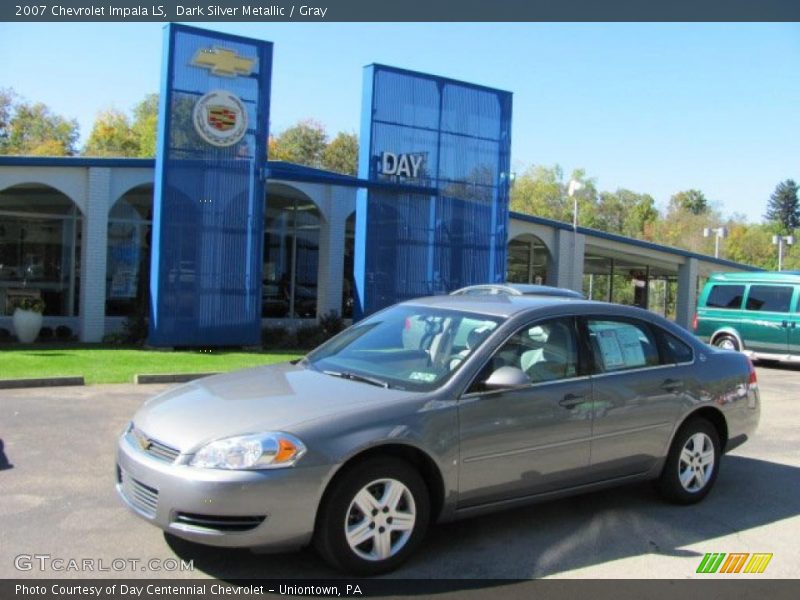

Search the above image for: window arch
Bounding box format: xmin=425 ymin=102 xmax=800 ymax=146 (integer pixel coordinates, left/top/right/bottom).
xmin=106 ymin=184 xmax=153 ymax=317
xmin=0 ymin=183 xmax=82 ymax=316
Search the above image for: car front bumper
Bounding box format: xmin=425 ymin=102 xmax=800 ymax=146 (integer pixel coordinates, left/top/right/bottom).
xmin=115 ymin=430 xmax=329 ymax=551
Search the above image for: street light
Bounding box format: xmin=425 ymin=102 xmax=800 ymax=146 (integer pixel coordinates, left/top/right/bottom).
xmin=703 ymin=226 xmax=727 ymax=259
xmin=772 ymin=234 xmax=795 ymax=271
xmin=568 ymin=180 xmax=584 ymax=230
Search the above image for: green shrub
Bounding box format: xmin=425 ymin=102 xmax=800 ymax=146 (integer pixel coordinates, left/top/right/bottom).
xmin=319 ymin=310 xmax=345 ymax=338
xmin=55 ymin=325 xmax=74 ymax=340
xmin=121 ymin=309 xmax=149 ymax=345
xmin=261 ymin=325 xmax=294 ymax=350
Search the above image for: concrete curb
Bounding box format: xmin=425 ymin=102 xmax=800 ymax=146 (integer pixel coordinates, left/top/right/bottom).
xmin=134 ymin=373 xmax=219 ymax=384
xmin=0 ymin=376 xmax=85 ymax=389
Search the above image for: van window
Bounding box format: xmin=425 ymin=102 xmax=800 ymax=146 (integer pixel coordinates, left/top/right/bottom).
xmin=745 ymin=285 xmax=794 ymax=312
xmin=706 ymin=284 xmax=745 ymax=309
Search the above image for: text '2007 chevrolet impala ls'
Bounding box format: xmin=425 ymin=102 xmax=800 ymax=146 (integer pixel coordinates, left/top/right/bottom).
xmin=117 ymin=295 xmax=760 ymax=574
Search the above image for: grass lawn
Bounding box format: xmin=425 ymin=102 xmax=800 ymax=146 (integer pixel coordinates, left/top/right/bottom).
xmin=0 ymin=345 xmax=304 ymax=384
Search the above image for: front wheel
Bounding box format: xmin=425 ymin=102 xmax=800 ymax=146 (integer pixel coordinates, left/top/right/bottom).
xmin=314 ymin=457 xmax=430 ymax=575
xmin=658 ymin=418 xmax=720 ymax=504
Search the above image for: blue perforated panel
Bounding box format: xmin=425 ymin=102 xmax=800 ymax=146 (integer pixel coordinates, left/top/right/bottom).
xmin=354 ymin=65 xmax=512 ymax=318
xmin=149 ymin=25 xmax=272 ymax=346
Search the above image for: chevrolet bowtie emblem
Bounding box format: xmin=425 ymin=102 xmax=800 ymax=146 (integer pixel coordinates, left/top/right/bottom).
xmin=132 ymin=429 xmax=151 ymax=451
xmin=191 ymin=47 xmax=256 ymax=77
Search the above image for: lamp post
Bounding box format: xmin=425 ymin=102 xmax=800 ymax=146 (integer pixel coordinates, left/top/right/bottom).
xmin=568 ymin=180 xmax=584 ymax=230
xmin=702 ymin=226 xmax=727 ymax=259
xmin=772 ymin=234 xmax=795 ymax=271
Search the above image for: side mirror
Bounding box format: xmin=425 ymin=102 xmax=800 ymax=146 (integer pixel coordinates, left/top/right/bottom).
xmin=484 ymin=366 xmax=531 ymax=390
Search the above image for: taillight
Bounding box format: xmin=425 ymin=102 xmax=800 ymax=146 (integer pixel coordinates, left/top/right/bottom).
xmin=692 ymin=313 xmax=699 ymax=331
xmin=747 ymin=358 xmax=757 ymax=386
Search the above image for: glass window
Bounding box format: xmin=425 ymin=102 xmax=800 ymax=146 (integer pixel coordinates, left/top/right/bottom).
xmin=472 ymin=317 xmax=579 ymax=389
xmin=106 ymin=185 xmax=152 ymax=317
xmin=0 ymin=184 xmax=82 ymax=316
xmin=307 ymin=304 xmax=501 ymax=391
xmin=342 ymin=212 xmax=355 ymax=318
xmin=506 ymin=236 xmax=548 ymax=284
xmin=587 ymin=319 xmax=660 ymax=372
xmin=706 ymin=284 xmax=745 ymax=309
xmin=660 ymin=331 xmax=694 ymax=364
xmin=745 ymin=285 xmax=793 ymax=313
xmin=263 ymin=188 xmax=321 ymax=319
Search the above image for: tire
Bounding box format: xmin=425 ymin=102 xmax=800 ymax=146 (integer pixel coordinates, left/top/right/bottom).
xmin=713 ymin=334 xmax=740 ymax=352
xmin=658 ymin=418 xmax=721 ymax=505
xmin=313 ymin=457 xmax=430 ymax=575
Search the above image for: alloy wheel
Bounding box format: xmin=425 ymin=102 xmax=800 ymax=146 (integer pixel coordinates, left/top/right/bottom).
xmin=344 ymin=478 xmax=417 ymax=561
xmin=678 ymin=432 xmax=715 ymax=493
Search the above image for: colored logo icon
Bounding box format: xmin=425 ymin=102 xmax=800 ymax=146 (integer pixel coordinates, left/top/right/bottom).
xmin=192 ymin=90 xmax=249 ymax=147
xmin=696 ymin=552 xmax=773 ymax=574
xmin=191 ymin=46 xmax=256 ymax=77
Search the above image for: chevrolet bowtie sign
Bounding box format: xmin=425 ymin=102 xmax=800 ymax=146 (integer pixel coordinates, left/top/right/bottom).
xmin=191 ymin=46 xmax=256 ymax=77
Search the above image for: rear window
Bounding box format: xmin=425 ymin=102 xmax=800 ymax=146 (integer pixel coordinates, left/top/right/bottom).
xmin=745 ymin=285 xmax=794 ymax=312
xmin=706 ymin=284 xmax=745 ymax=309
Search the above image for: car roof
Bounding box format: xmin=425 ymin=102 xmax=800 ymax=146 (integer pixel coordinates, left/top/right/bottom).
xmin=708 ymin=271 xmax=800 ymax=284
xmin=404 ymin=293 xmax=598 ymax=318
xmin=449 ymin=283 xmax=584 ymax=298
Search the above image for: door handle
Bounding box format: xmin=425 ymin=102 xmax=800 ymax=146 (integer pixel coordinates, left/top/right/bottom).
xmin=559 ymin=393 xmax=585 ymax=409
xmin=782 ymin=320 xmax=789 ymax=328
xmin=661 ymin=378 xmax=683 ymax=393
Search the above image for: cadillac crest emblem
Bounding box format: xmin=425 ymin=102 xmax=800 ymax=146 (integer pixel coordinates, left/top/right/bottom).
xmin=193 ymin=90 xmax=248 ymax=147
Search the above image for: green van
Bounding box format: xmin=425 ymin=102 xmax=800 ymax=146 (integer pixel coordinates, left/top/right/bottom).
xmin=694 ymin=271 xmax=800 ymax=361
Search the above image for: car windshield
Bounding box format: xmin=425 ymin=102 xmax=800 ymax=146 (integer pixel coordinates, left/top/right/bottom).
xmin=306 ymin=304 xmax=503 ymax=391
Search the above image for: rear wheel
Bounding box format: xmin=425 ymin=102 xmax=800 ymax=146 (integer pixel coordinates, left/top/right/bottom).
xmin=658 ymin=418 xmax=720 ymax=504
xmin=713 ymin=334 xmax=740 ymax=352
xmin=314 ymin=457 xmax=430 ymax=575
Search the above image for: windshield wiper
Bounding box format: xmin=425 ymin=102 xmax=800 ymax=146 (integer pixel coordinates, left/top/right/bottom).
xmin=322 ymin=370 xmax=391 ymax=389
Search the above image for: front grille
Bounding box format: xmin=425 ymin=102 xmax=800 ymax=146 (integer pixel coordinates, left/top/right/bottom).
xmin=127 ymin=428 xmax=180 ymax=463
xmin=119 ymin=468 xmax=159 ymax=518
xmin=173 ymin=512 xmax=266 ymax=533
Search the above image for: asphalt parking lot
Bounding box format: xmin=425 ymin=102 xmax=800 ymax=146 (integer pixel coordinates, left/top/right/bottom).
xmin=1 ymin=365 xmax=799 ymax=580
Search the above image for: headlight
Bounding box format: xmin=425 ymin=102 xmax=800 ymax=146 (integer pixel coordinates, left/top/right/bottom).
xmin=189 ymin=432 xmax=306 ymax=470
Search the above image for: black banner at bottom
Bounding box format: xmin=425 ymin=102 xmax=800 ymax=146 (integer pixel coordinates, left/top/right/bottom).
xmin=2 ymin=579 xmax=799 ymax=600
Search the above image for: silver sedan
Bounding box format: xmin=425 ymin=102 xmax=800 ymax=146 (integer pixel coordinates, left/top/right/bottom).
xmin=116 ymin=295 xmax=760 ymax=574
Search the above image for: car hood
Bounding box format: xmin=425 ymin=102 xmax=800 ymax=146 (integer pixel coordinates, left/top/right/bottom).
xmin=132 ymin=362 xmax=413 ymax=452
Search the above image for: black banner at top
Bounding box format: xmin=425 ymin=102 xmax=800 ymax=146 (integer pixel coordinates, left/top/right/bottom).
xmin=2 ymin=0 xmax=800 ymax=22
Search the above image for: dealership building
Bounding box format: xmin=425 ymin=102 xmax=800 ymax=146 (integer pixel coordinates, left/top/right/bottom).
xmin=0 ymin=155 xmax=756 ymax=343
xmin=0 ymin=25 xmax=758 ymax=344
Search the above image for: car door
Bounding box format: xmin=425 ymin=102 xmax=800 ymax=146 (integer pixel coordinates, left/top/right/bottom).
xmin=457 ymin=316 xmax=594 ymax=508
xmin=584 ymin=317 xmax=686 ymax=480
xmin=790 ymin=286 xmax=800 ymax=356
xmin=738 ymin=285 xmax=793 ymax=355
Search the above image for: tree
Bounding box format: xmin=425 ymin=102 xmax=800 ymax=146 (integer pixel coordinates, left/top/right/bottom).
xmin=269 ymin=119 xmax=327 ymax=167
xmin=764 ymin=179 xmax=800 ymax=234
xmin=1 ymin=98 xmax=79 ymax=156
xmin=0 ymin=88 xmax=15 ymax=150
xmin=321 ymin=131 xmax=358 ymax=175
xmin=83 ymin=109 xmax=139 ymax=157
xmin=596 ymin=189 xmax=658 ymax=238
xmin=510 ymin=164 xmax=599 ymax=227
xmin=669 ymin=189 xmax=708 ymax=215
xmin=131 ymin=94 xmax=159 ymax=157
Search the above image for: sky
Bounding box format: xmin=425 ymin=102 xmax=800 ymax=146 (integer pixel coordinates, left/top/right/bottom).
xmin=1 ymin=22 xmax=798 ymax=223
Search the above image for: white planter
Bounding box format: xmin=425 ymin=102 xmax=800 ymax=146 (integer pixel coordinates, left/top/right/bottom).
xmin=12 ymin=308 xmax=43 ymax=344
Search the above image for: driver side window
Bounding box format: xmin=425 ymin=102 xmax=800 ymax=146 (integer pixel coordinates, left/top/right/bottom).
xmin=468 ymin=317 xmax=579 ymax=393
